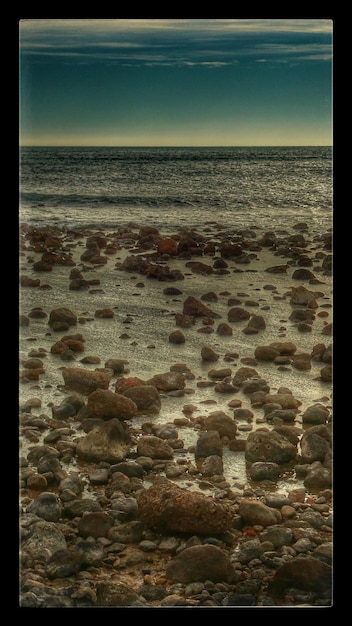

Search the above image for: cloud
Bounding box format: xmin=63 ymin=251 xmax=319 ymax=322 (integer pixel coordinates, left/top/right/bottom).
xmin=19 ymin=18 xmax=332 ymax=66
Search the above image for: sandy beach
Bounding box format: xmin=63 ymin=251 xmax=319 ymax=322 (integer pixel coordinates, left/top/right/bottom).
xmin=19 ymin=220 xmax=333 ymax=607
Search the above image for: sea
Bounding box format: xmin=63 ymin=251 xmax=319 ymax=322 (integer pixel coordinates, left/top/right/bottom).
xmin=19 ymin=146 xmax=333 ymax=236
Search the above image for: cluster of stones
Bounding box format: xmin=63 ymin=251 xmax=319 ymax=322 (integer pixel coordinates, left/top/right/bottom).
xmin=19 ymin=222 xmax=333 ymax=607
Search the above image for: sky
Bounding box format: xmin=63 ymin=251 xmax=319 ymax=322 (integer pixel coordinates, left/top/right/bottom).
xmin=19 ymin=18 xmax=333 ymax=147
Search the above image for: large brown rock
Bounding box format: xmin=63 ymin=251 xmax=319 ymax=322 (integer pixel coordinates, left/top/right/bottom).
xmin=137 ymin=477 xmax=233 ymax=534
xmin=76 ymin=389 xmax=137 ymax=421
xmin=62 ymin=367 xmax=111 ymax=395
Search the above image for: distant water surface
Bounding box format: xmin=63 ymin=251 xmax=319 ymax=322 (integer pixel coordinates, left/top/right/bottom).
xmin=19 ymin=146 xmax=333 ymax=235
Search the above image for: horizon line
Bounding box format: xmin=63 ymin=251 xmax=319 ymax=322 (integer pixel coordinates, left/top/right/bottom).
xmin=20 ymin=144 xmax=332 ymax=148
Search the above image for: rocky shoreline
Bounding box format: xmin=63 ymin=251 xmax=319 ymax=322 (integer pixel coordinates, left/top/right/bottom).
xmin=19 ymin=221 xmax=333 ymax=608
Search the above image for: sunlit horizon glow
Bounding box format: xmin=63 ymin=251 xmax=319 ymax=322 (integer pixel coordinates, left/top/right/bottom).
xmin=19 ymin=18 xmax=333 ymax=147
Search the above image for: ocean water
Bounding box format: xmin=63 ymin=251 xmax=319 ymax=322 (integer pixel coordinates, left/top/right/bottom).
xmin=19 ymin=146 xmax=333 ymax=235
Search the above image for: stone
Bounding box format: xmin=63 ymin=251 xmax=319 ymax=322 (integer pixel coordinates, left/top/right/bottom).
xmin=137 ymin=478 xmax=233 ymax=535
xmin=76 ymin=418 xmax=131 ymax=463
xmin=166 ymin=545 xmax=234 ymax=583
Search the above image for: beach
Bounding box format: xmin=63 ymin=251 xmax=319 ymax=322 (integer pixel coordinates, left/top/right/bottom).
xmin=19 ymin=219 xmax=333 ymax=607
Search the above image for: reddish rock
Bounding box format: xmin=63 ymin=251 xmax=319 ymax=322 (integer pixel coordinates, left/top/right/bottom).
xmin=77 ymin=389 xmax=137 ymax=421
xmin=157 ymin=237 xmax=178 ymax=255
xmin=185 ymin=261 xmax=214 ymax=275
xmin=175 ymin=313 xmax=195 ymax=327
xmin=62 ymin=367 xmax=111 ymax=395
xmin=21 ymin=276 xmax=41 ymax=287
xmin=48 ymin=307 xmax=77 ymax=328
xmin=216 ymin=322 xmax=233 ymax=336
xmin=204 ymin=411 xmax=237 ymax=440
xmin=122 ymin=385 xmax=161 ymax=414
xmin=169 ymin=330 xmax=186 ymax=344
xmin=137 ymin=478 xmax=233 ymax=535
xmin=28 ymin=307 xmax=48 ymax=319
xmin=182 ymin=295 xmax=220 ymax=318
xmin=254 ymin=345 xmax=280 ymax=361
xmin=114 ymin=376 xmax=146 ymax=393
xmin=95 ymin=309 xmax=115 ymax=318
xmin=201 ymin=346 xmax=219 ymax=362
xmin=228 ymin=307 xmax=250 ymax=322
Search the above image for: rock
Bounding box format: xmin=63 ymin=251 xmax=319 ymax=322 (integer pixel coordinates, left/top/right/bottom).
xmin=199 ymin=454 xmax=224 ymax=476
xmin=216 ymin=322 xmax=233 ymax=336
xmin=104 ymin=358 xmax=127 ymax=374
xmin=267 ymin=556 xmax=332 ymax=600
xmin=182 ymin=295 xmax=220 ymax=318
xmin=48 ymin=307 xmax=77 ymax=328
xmin=195 ymin=430 xmax=223 ymax=458
xmin=300 ymin=429 xmax=331 ymax=464
xmin=301 ymin=403 xmax=330 ymax=425
xmin=265 ymin=393 xmax=302 ymax=410
xmin=157 ymin=237 xmax=178 ymax=255
xmin=292 ymin=268 xmax=316 ymax=280
xmin=265 ymin=264 xmax=288 ymax=273
xmin=232 ymin=367 xmax=259 ymax=386
xmin=62 ymin=367 xmax=111 ymax=394
xmin=137 ymin=478 xmax=233 ymax=534
xmin=290 ymin=285 xmax=321 ymax=305
xmin=45 ymin=549 xmax=83 ymax=579
xmin=94 ymin=308 xmax=115 ymax=318
xmin=166 ymin=545 xmax=234 ymax=583
xmin=269 ymin=341 xmax=297 ymax=355
xmin=303 ymin=464 xmax=332 ymax=490
xmin=96 ymin=582 xmax=139 ymax=607
xmin=204 ymin=411 xmax=237 ymax=440
xmin=246 ymin=314 xmax=266 ymax=330
xmin=254 ymin=346 xmax=280 ymax=361
xmin=26 ymin=492 xmax=62 ymax=522
xmin=136 ymin=435 xmax=174 ymax=459
xmin=245 ymin=430 xmax=298 ymax=465
xmin=21 ymin=520 xmax=67 ymax=565
xmin=76 ymin=389 xmax=138 ymax=421
xmin=78 ymin=512 xmax=114 ymax=538
xmin=238 ymin=499 xmax=282 ymax=527
xmin=227 ymin=307 xmax=250 ymax=322
xmin=249 ymin=462 xmax=280 ymax=481
xmin=147 ymin=371 xmax=186 ymax=391
xmin=291 ymin=353 xmax=312 ymax=370
xmin=201 ymin=346 xmax=219 ymax=362
xmin=122 ymin=385 xmax=161 ymax=413
xmin=169 ymin=330 xmax=186 ymax=344
xmin=76 ymin=418 xmax=131 ymax=463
